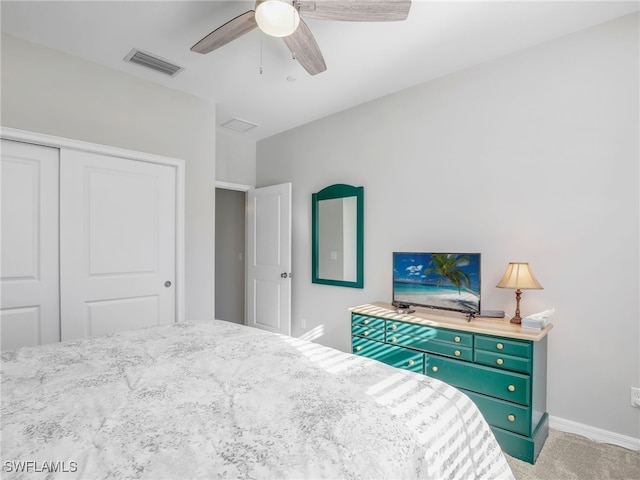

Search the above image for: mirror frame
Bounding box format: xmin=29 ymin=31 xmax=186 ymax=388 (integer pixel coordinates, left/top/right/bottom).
xmin=312 ymin=183 xmax=364 ymax=288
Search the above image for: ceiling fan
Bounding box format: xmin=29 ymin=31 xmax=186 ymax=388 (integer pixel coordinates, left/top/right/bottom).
xmin=191 ymin=0 xmax=412 ymax=76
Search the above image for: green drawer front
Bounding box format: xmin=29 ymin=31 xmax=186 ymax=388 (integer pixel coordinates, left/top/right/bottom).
xmin=352 ymin=337 xmax=423 ymax=373
xmin=387 ymin=332 xmax=472 ymax=361
xmin=435 ymin=328 xmax=473 ymax=347
xmin=352 ymin=336 xmax=385 ymax=357
xmin=475 ymin=335 xmax=532 ymax=359
xmin=475 ymin=350 xmax=532 ymax=374
xmin=379 ymin=344 xmax=425 ymax=373
xmin=386 ymin=321 xmax=473 ymax=347
xmin=462 ymin=389 xmax=532 ymax=436
xmin=426 ymin=355 xmax=530 ymax=406
xmin=490 ymin=414 xmax=549 ymax=465
xmin=352 ymin=314 xmax=385 ymax=329
xmin=352 ymin=324 xmax=385 ymax=341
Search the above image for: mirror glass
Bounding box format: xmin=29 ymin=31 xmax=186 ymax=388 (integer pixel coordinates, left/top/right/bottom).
xmin=312 ymin=184 xmax=363 ymax=288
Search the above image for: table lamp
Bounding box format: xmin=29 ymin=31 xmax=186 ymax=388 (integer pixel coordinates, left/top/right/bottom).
xmin=496 ymin=262 xmax=543 ymax=324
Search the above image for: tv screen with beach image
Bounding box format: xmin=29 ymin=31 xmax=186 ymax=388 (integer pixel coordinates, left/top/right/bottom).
xmin=393 ymin=252 xmax=481 ymax=314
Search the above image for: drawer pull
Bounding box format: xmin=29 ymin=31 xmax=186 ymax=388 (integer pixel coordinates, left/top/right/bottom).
xmin=496 ymin=358 xmax=504 ymax=365
xmin=390 ymin=336 xmax=397 ymax=343
xmin=507 ymin=414 xmax=516 ymax=422
xmin=432 ymin=366 xmax=439 ymax=372
xmin=390 ymin=324 xmax=397 ymax=330
xmin=454 ymin=336 xmax=461 ymax=343
xmin=408 ymin=359 xmax=415 ymax=366
xmin=364 ymin=331 xmax=370 ymax=336
xmin=497 ymin=343 xmax=504 ymax=350
xmin=454 ymin=350 xmax=461 ymax=357
xmin=355 ymin=346 xmax=362 ymax=351
xmin=363 ymin=319 xmax=369 ymax=325
xmin=508 ymin=385 xmax=515 ymax=392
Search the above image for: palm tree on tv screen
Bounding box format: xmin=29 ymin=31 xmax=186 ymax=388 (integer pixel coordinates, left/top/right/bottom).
xmin=424 ymin=254 xmax=471 ymax=294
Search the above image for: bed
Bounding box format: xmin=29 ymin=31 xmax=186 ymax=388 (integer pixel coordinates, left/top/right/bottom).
xmin=1 ymin=320 xmax=514 ymax=479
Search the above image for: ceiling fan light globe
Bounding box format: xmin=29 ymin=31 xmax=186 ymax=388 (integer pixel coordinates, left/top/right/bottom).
xmin=255 ymin=0 xmax=300 ymax=37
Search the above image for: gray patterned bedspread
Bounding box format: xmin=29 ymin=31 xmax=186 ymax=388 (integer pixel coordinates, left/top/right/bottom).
xmin=1 ymin=321 xmax=514 ymax=479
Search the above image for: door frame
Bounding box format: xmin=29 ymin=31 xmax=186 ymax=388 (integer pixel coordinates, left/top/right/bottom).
xmin=0 ymin=127 xmax=186 ymax=323
xmin=215 ymin=181 xmax=253 ymax=193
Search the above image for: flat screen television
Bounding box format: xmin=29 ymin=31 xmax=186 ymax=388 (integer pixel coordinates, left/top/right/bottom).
xmin=393 ymin=252 xmax=481 ymax=315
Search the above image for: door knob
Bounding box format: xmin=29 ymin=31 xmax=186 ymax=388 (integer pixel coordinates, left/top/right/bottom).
xmin=281 ymin=273 xmax=288 ymax=279
xmin=164 ymin=281 xmax=172 ymax=288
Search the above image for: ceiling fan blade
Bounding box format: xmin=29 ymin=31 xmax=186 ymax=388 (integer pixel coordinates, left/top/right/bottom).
xmin=191 ymin=10 xmax=257 ymax=54
xmin=283 ymin=19 xmax=327 ymax=76
xmin=300 ymin=0 xmax=411 ymax=22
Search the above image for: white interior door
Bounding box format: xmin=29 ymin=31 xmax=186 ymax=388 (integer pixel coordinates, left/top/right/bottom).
xmin=246 ymin=183 xmax=291 ymax=336
xmin=60 ymin=150 xmax=176 ymax=340
xmin=1 ymin=139 xmax=60 ymax=350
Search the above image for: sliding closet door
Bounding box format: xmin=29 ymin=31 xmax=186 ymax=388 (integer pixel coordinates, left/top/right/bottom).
xmin=60 ymin=150 xmax=176 ymax=340
xmin=1 ymin=139 xmax=60 ymax=350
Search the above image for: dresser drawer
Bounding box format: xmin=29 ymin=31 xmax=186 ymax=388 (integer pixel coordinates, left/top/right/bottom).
xmin=475 ymin=335 xmax=532 ymax=359
xmin=387 ymin=332 xmax=473 ymax=361
xmin=386 ymin=321 xmax=473 ymax=347
xmin=352 ymin=324 xmax=385 ymax=341
xmin=426 ymin=355 xmax=530 ymax=405
xmin=352 ymin=314 xmax=386 ymax=329
xmin=353 ymin=337 xmax=423 ymax=373
xmin=462 ymin=389 xmax=532 ymax=436
xmin=352 ymin=336 xmax=384 ymax=355
xmin=475 ymin=350 xmax=532 ymax=374
xmin=432 ymin=328 xmax=473 ymax=347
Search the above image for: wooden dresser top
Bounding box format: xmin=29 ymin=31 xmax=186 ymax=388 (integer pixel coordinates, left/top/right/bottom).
xmin=349 ymin=302 xmax=553 ymax=341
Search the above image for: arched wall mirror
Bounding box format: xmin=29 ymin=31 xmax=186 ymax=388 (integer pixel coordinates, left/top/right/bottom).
xmin=312 ymin=184 xmax=363 ymax=288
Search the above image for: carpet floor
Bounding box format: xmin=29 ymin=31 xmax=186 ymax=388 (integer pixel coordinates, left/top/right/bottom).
xmin=506 ymin=429 xmax=640 ymax=480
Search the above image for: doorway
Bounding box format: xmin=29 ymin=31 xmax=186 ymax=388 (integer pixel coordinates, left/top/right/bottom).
xmin=214 ymin=181 xmax=292 ymax=334
xmin=215 ymin=187 xmax=246 ymax=324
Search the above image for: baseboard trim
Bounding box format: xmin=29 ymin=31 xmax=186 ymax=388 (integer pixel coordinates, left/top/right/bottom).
xmin=549 ymin=415 xmax=640 ymax=451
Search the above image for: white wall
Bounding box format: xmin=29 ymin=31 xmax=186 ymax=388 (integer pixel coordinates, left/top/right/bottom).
xmin=257 ymin=14 xmax=639 ymax=441
xmin=216 ymin=131 xmax=256 ymax=186
xmin=1 ymin=34 xmax=217 ymax=321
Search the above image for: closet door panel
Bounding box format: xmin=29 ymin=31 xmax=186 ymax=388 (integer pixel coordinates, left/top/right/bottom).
xmin=60 ymin=150 xmax=176 ymax=340
xmin=1 ymin=139 xmax=60 ymax=350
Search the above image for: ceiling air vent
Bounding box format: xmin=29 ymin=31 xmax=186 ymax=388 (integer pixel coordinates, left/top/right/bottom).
xmin=222 ymin=118 xmax=259 ymax=133
xmin=124 ymin=49 xmax=183 ymax=77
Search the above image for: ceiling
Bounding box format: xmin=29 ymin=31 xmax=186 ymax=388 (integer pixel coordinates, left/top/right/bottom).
xmin=1 ymin=1 xmax=638 ymax=141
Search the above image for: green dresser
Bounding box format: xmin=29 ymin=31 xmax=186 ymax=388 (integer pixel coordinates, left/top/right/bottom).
xmin=350 ymin=303 xmax=552 ymax=464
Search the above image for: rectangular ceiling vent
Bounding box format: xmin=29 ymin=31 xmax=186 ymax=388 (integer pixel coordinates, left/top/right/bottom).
xmin=222 ymin=118 xmax=259 ymax=133
xmin=124 ymin=49 xmax=183 ymax=77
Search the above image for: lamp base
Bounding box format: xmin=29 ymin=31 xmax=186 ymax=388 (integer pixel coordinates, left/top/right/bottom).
xmin=511 ymin=289 xmax=523 ymax=325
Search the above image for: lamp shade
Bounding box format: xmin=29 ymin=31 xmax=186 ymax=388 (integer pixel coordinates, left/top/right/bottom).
xmin=496 ymin=262 xmax=543 ymax=290
xmin=255 ymin=0 xmax=300 ymax=37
